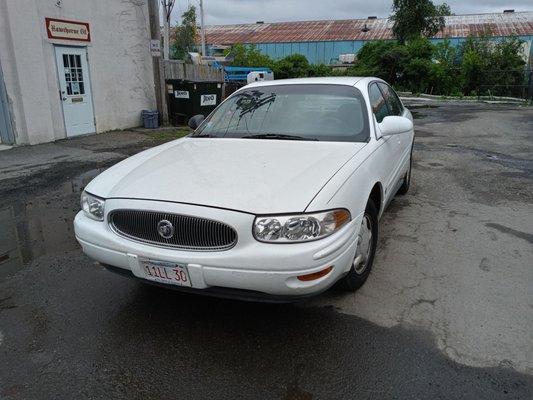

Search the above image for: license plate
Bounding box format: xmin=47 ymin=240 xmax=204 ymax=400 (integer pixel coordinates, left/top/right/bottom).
xmin=139 ymin=259 xmax=192 ymax=287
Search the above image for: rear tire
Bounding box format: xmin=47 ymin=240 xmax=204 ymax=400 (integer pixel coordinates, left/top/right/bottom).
xmin=336 ymin=199 xmax=378 ymax=292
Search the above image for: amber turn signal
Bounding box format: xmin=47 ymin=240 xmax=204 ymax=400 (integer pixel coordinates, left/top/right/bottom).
xmin=332 ymin=209 xmax=350 ymax=228
xmin=297 ymin=266 xmax=333 ymax=282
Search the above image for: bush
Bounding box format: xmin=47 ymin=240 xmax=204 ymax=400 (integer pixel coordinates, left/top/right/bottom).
xmin=459 ymin=35 xmax=526 ymax=96
xmin=272 ymin=54 xmax=311 ymax=79
xmin=431 ymin=39 xmax=461 ymax=95
xmin=225 ymin=36 xmax=527 ymax=98
xmin=347 ymin=41 xmax=403 ymax=82
xmin=405 ymin=37 xmax=433 ymax=59
xmin=225 ymin=44 xmax=274 ymax=68
xmin=403 ymin=57 xmax=432 ymax=93
xmin=307 ymin=63 xmax=334 ymax=77
xmin=348 ymin=38 xmax=435 ymax=91
xmin=426 ymin=62 xmax=453 ymax=94
xmin=226 ymin=45 xmax=334 ymax=79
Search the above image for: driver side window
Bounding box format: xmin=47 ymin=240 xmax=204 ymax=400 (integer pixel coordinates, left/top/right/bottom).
xmin=369 ymin=83 xmax=389 ymax=123
xmin=378 ymin=82 xmax=403 ymax=116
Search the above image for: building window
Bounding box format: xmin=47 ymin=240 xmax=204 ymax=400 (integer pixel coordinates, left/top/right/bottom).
xmin=62 ymin=54 xmax=85 ymax=96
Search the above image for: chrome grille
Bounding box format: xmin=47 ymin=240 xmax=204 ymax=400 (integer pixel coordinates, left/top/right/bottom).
xmin=109 ymin=210 xmax=237 ymax=251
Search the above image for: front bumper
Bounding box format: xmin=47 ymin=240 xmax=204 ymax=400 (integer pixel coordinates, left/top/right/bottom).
xmin=103 ymin=265 xmax=335 ymax=303
xmin=74 ymin=199 xmax=362 ymax=299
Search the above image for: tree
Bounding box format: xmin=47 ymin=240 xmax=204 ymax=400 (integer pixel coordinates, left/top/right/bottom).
xmin=225 ymin=46 xmax=335 ymax=78
xmin=433 ymin=38 xmax=457 ymax=67
xmin=348 ymin=41 xmax=409 ymax=84
xmin=459 ymin=35 xmax=526 ymax=96
xmin=431 ymin=39 xmax=460 ymax=95
xmin=171 ymin=5 xmax=198 ymax=60
xmin=225 ymin=44 xmax=274 ymax=68
xmin=390 ymin=0 xmax=451 ymax=44
xmin=308 ymin=63 xmax=334 ymax=77
xmin=273 ymin=54 xmax=311 ymax=79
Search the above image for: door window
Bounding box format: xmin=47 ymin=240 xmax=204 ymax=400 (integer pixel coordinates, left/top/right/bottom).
xmin=378 ymin=83 xmax=403 ymax=116
xmin=369 ymin=83 xmax=389 ymax=123
xmin=62 ymin=54 xmax=85 ymax=96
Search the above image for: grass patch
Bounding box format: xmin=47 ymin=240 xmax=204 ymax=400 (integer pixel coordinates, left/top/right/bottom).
xmin=148 ymin=127 xmax=191 ymax=142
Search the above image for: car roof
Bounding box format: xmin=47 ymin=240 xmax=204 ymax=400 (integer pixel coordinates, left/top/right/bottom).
xmin=244 ymin=76 xmax=377 ymax=89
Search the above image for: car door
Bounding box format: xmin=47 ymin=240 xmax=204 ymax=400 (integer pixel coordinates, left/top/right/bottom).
xmin=368 ymin=82 xmax=401 ymax=205
xmin=378 ymin=82 xmax=413 ymax=183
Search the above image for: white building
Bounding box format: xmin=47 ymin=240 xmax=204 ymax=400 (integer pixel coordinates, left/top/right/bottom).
xmin=0 ymin=0 xmax=157 ymax=146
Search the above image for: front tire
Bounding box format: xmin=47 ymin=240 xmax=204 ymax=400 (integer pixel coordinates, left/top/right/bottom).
xmin=337 ymin=199 xmax=378 ymax=292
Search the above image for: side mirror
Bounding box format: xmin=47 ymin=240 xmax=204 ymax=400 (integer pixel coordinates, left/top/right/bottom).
xmin=378 ymin=115 xmax=413 ymax=137
xmin=188 ymin=114 xmax=205 ymax=130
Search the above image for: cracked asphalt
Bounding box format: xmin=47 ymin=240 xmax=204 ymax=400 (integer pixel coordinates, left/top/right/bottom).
xmin=0 ymin=103 xmax=532 ymax=399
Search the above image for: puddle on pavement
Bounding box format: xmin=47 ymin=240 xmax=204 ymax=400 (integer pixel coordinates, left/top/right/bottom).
xmin=408 ymin=104 xmax=440 ymax=109
xmin=409 ymin=104 xmax=440 ymax=119
xmin=416 ymin=160 xmax=446 ymax=169
xmin=463 ymin=147 xmax=533 ymax=175
xmin=0 ymin=168 xmax=104 ymax=278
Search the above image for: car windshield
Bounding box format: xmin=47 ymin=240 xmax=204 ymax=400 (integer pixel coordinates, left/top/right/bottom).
xmin=193 ymin=84 xmax=370 ymax=142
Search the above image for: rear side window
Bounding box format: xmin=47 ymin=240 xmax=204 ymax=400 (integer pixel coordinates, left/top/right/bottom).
xmin=378 ymin=83 xmax=403 ymax=116
xmin=369 ymin=83 xmax=389 ymax=123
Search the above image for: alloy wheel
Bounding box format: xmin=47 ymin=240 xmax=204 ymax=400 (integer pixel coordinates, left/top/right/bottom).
xmin=353 ymin=214 xmax=373 ymax=274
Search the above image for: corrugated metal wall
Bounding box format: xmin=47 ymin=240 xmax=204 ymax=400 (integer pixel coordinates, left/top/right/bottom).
xmin=205 ymin=13 xmax=533 ymax=45
xmin=253 ymin=35 xmax=533 ymax=65
xmin=255 ymin=41 xmax=366 ymax=64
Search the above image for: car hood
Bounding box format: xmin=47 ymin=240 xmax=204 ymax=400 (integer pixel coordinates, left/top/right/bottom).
xmin=86 ymin=137 xmax=366 ymax=214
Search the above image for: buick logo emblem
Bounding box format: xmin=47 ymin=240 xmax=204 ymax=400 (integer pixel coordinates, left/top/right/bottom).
xmin=157 ymin=219 xmax=174 ymax=239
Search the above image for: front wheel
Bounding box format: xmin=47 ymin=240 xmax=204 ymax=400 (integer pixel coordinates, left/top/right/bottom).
xmin=336 ymin=199 xmax=378 ymax=292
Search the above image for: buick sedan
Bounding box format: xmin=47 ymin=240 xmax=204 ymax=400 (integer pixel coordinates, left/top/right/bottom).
xmin=74 ymin=77 xmax=414 ymax=302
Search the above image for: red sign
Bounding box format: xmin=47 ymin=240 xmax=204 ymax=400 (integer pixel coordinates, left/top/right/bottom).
xmin=45 ymin=17 xmax=91 ymax=42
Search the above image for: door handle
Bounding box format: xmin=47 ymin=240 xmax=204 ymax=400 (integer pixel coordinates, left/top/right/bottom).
xmin=62 ymin=97 xmax=67 ymax=101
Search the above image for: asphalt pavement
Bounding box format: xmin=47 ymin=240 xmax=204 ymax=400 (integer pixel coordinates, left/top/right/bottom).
xmin=0 ymin=102 xmax=532 ymax=399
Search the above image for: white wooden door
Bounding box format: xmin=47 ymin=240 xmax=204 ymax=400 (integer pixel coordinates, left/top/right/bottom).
xmin=55 ymin=46 xmax=95 ymax=137
xmin=0 ymin=63 xmax=14 ymax=144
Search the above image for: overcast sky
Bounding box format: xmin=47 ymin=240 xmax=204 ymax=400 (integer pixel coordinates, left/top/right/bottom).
xmin=169 ymin=0 xmax=532 ymax=25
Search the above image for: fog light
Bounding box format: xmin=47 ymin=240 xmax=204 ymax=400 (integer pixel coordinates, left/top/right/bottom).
xmin=297 ymin=266 xmax=333 ymax=282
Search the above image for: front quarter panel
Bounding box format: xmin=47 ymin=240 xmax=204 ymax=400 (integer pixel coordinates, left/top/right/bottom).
xmin=305 ymin=140 xmax=384 ymax=220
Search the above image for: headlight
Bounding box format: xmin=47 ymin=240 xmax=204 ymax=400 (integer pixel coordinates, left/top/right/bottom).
xmin=253 ymin=209 xmax=350 ymax=243
xmin=81 ymin=191 xmax=105 ymax=221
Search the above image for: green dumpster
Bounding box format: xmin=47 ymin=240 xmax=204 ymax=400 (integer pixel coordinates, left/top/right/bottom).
xmin=167 ymin=80 xmax=223 ymax=125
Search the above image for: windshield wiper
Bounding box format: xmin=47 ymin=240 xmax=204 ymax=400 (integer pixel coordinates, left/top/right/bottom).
xmin=241 ymin=134 xmax=318 ymax=141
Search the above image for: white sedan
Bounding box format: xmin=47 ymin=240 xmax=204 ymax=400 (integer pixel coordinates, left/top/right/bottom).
xmin=74 ymin=77 xmax=414 ymax=302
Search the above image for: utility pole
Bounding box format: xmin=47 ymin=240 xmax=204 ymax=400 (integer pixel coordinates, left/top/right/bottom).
xmin=148 ymin=0 xmax=168 ymax=124
xmin=199 ymin=0 xmax=207 ymax=56
xmin=161 ymin=0 xmax=175 ymax=60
